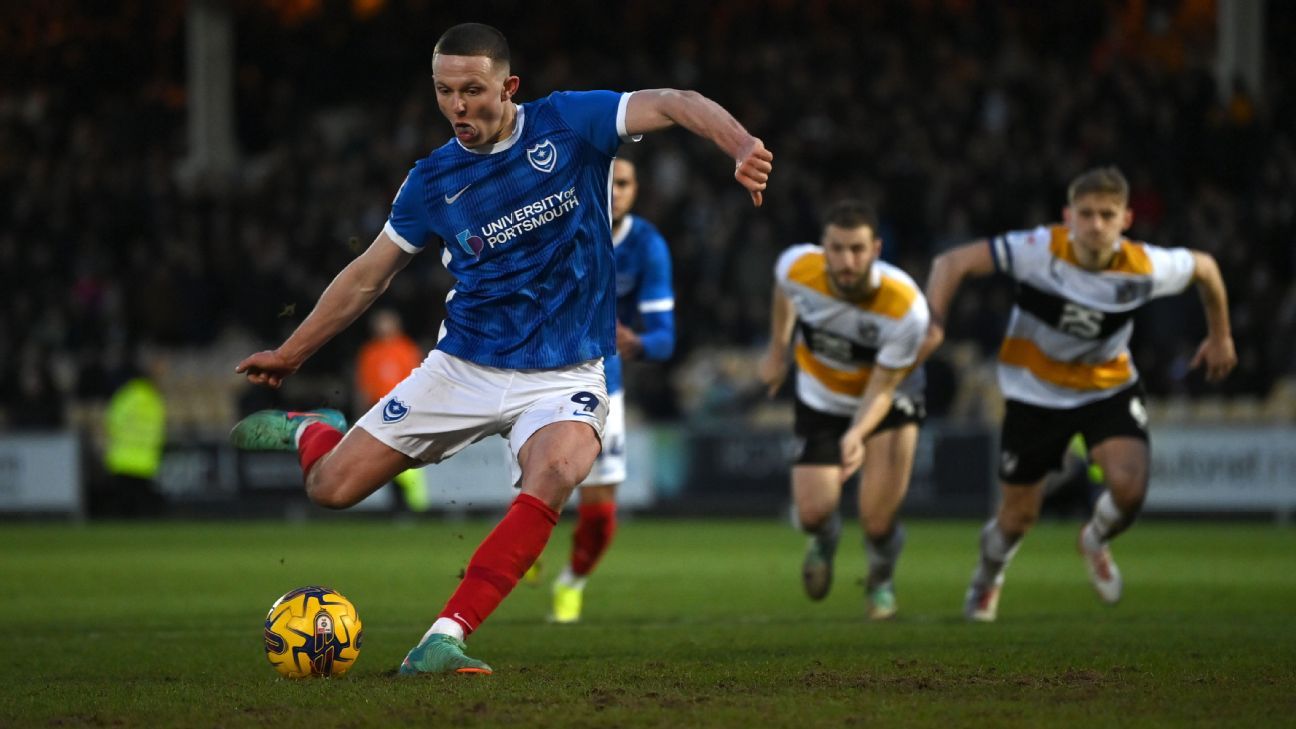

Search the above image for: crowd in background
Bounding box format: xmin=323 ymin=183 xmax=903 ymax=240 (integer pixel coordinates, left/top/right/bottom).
xmin=2 ymin=0 xmax=1294 ymax=430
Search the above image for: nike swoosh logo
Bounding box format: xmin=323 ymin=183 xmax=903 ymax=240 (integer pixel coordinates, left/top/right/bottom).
xmin=444 ymin=184 xmax=473 ymax=204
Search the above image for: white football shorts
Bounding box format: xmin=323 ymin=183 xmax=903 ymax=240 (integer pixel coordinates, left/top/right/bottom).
xmin=356 ymin=350 xmax=609 ymax=467
xmin=579 ymin=390 xmax=626 ymax=486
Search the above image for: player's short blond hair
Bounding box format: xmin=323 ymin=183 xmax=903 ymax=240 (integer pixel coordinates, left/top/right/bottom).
xmin=1068 ymin=166 xmax=1130 ymax=204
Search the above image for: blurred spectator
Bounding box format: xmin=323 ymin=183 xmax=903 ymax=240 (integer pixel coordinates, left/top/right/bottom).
xmin=354 ymin=309 xmax=428 ymax=511
xmin=92 ymin=350 xmax=167 ymax=518
xmin=1 ymin=1 xmax=1293 ymax=430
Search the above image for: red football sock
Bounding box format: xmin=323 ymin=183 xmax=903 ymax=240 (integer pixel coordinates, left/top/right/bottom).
xmin=297 ymin=422 xmax=343 ymax=476
xmin=439 ymin=493 xmax=559 ymax=636
xmin=571 ymin=501 xmax=618 ymax=577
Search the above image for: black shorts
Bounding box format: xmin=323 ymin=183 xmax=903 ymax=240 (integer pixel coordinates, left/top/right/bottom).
xmin=998 ymin=383 xmax=1149 ymax=485
xmin=793 ymin=393 xmax=926 ymax=466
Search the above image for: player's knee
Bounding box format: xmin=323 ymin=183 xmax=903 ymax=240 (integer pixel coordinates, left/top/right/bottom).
xmin=1106 ymin=476 xmax=1147 ymax=513
xmin=1103 ymin=463 xmax=1147 ymax=507
xmin=520 ymin=455 xmax=587 ymax=508
xmin=798 ymin=502 xmax=836 ymax=532
xmin=998 ymin=504 xmax=1039 ymax=535
xmin=862 ymin=514 xmax=893 ymax=541
xmin=305 ymin=481 xmax=354 ymax=510
xmin=304 ymin=466 xmax=365 ymax=510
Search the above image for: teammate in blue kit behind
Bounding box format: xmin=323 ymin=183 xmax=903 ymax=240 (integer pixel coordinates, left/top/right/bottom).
xmin=549 ymin=156 xmax=675 ymax=624
xmin=229 ymin=23 xmax=772 ymax=674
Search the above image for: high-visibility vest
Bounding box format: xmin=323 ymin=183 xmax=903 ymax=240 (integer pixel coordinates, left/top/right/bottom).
xmin=104 ymin=378 xmax=166 ymax=478
xmin=356 ymin=334 xmax=423 ymax=406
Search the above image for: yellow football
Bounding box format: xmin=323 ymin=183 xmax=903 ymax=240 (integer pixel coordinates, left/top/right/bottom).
xmin=263 ymin=586 xmax=363 ymax=679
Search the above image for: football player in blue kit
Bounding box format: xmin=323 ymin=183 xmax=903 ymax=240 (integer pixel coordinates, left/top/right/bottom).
xmin=229 ymin=23 xmax=771 ymax=674
xmin=549 ymin=156 xmax=676 ymax=624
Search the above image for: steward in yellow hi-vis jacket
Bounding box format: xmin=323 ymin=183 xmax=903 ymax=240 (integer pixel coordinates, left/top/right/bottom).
xmin=99 ymin=374 xmax=167 ymax=517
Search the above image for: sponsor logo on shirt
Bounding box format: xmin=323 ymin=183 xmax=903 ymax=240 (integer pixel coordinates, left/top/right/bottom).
xmin=455 ymin=230 xmax=486 ymax=257
xmin=468 ymin=187 xmax=581 ymax=249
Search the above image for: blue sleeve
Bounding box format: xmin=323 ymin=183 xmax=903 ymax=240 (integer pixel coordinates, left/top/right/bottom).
xmin=383 ymin=166 xmax=434 ymax=253
xmin=637 ymin=310 xmax=675 ymax=361
xmin=635 ymin=229 xmax=676 ymax=361
xmin=548 ymin=90 xmax=628 ymax=158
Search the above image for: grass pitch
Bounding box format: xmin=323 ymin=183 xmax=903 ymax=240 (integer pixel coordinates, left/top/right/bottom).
xmin=2 ymin=518 xmax=1293 ymax=728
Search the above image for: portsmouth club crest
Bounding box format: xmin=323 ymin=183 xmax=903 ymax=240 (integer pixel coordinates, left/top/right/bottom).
xmin=382 ymin=397 xmax=410 ymax=424
xmin=526 ymin=139 xmax=557 ymax=173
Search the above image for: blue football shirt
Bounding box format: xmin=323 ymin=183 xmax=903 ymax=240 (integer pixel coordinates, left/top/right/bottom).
xmin=384 ymin=91 xmax=640 ymax=369
xmin=606 ymin=214 xmax=676 ymax=394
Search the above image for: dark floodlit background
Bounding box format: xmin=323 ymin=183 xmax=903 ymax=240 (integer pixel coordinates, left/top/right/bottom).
xmin=1 ymin=0 xmax=1293 ymax=518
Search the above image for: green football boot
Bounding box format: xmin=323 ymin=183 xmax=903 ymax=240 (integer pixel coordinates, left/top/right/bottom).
xmin=802 ymin=532 xmax=839 ymax=601
xmin=229 ymin=409 xmax=347 ymax=451
xmin=867 ymin=582 xmax=898 ymax=621
xmin=550 ymin=579 xmax=583 ymax=624
xmin=398 ymin=633 xmax=493 ymax=675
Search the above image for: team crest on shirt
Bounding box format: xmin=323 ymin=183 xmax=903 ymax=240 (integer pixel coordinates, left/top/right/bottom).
xmin=526 ymin=139 xmax=558 ymax=173
xmin=857 ymin=321 xmax=880 ymax=345
xmin=1114 ymin=279 xmax=1152 ymax=303
xmin=1048 ymin=257 xmax=1066 ymax=283
xmin=455 ymin=229 xmax=485 ymax=257
xmin=382 ymin=397 xmax=410 ymax=424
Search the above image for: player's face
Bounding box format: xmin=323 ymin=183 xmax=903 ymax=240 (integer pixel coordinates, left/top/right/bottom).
xmin=821 ymin=223 xmax=880 ymax=297
xmin=432 ymin=54 xmax=520 ymax=148
xmin=610 ymin=159 xmax=638 ymax=224
xmin=1064 ymin=193 xmax=1133 ymax=265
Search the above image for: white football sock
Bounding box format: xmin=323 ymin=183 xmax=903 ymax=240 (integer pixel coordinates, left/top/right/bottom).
xmin=1086 ymin=491 xmax=1134 ymax=545
xmin=557 ymin=565 xmax=587 ymax=590
xmin=423 ymin=617 xmax=465 ymax=643
xmin=865 ymin=523 xmax=906 ymax=589
xmin=972 ymin=518 xmax=1021 ymax=588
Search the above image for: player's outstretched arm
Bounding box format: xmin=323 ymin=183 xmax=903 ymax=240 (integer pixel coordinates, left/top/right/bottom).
xmin=623 ymin=89 xmax=772 ymax=206
xmin=921 ymin=240 xmax=995 ymax=360
xmin=1187 ymin=251 xmax=1237 ymax=382
xmin=236 ymin=232 xmax=414 ymax=388
xmin=838 ymin=367 xmax=907 ymax=480
xmin=757 ymin=286 xmax=797 ymax=397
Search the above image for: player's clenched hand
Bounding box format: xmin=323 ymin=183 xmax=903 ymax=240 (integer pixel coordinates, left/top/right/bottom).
xmin=757 ymin=349 xmax=788 ymax=398
xmin=1189 ymin=334 xmax=1237 ymax=383
xmin=734 ymin=138 xmax=773 ymax=207
xmin=615 ymin=322 xmax=643 ymax=359
xmin=918 ymin=321 xmax=945 ymax=363
xmin=235 ymin=350 xmax=300 ymax=389
xmin=838 ymin=429 xmax=866 ymax=482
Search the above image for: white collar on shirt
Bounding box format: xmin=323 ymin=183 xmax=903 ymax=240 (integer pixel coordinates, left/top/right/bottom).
xmin=612 ymin=215 xmax=633 ymax=248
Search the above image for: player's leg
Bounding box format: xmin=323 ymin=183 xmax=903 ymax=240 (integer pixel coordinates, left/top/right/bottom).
xmin=404 ymin=369 xmax=607 ymax=674
xmin=303 ymin=426 xmax=421 ymax=508
xmin=1085 ymin=436 xmax=1148 ymax=540
xmin=230 ymin=406 xmax=417 ymax=508
xmin=551 ymin=391 xmax=626 ymax=623
xmin=857 ymin=421 xmax=919 ymax=620
xmin=965 ymin=479 xmax=1045 ymax=619
xmin=966 ymin=399 xmax=1067 ymax=621
xmin=550 ymin=483 xmax=616 ymax=623
xmin=1076 ymin=386 xmax=1151 ymax=604
xmin=791 ymin=397 xmax=849 ymax=600
xmin=403 ymin=421 xmax=600 ymax=676
xmin=794 ymin=465 xmax=844 ymax=600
